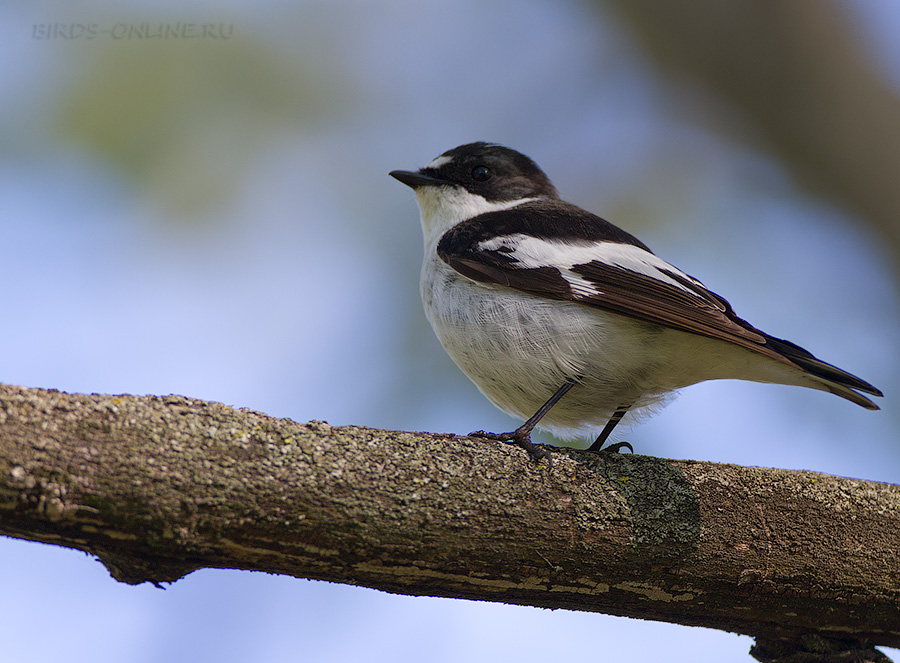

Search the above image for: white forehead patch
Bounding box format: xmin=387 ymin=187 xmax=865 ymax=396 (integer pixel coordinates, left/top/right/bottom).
xmin=426 ymin=155 xmax=453 ymax=169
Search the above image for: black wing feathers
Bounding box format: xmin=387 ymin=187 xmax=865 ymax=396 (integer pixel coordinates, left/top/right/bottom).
xmin=438 ymin=199 xmax=652 ymax=249
xmin=437 ymin=200 xmax=882 ymax=405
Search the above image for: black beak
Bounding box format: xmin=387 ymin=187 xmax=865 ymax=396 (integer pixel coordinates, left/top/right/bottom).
xmin=389 ymin=170 xmax=446 ymax=189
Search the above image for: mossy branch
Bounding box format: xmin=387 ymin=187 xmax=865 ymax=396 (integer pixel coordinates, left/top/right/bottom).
xmin=1 ymin=384 xmax=897 ymax=661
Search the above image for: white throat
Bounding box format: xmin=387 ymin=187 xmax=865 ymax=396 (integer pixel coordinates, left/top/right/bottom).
xmin=413 ymin=186 xmax=536 ymax=249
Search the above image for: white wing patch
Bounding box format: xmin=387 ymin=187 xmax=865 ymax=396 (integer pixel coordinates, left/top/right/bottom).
xmin=476 ymin=233 xmax=704 ymax=295
xmin=558 ymin=267 xmax=603 ymax=297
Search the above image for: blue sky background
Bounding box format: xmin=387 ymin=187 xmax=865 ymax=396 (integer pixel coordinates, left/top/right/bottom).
xmin=2 ymin=2 xmax=898 ymax=661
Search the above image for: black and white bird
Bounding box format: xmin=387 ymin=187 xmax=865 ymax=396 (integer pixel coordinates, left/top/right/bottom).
xmin=390 ymin=142 xmax=882 ymax=460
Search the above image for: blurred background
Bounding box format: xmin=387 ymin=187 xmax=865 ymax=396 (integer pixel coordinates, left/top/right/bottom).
xmin=2 ymin=1 xmax=898 ymax=661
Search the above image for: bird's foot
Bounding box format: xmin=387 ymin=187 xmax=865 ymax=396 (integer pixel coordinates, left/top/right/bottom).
xmin=469 ymin=427 xmax=551 ymax=462
xmin=588 ymin=440 xmax=634 ymax=454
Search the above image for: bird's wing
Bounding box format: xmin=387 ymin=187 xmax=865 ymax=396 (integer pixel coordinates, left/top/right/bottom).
xmin=437 ymin=201 xmax=882 ymax=405
xmin=437 ymin=201 xmax=765 ymax=347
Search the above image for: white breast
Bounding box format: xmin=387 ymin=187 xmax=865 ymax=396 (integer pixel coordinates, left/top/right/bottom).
xmin=420 ymin=252 xmax=808 ymax=440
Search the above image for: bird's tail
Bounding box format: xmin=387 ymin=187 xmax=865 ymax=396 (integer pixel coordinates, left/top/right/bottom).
xmin=764 ymin=335 xmax=883 ymax=410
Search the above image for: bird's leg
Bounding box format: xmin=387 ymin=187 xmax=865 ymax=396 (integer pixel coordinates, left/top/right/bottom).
xmin=469 ymin=377 xmax=579 ymax=461
xmin=587 ymin=405 xmax=632 ymax=453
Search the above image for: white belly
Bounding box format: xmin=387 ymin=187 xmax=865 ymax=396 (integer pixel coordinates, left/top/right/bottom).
xmin=421 ymin=256 xmax=804 ymax=440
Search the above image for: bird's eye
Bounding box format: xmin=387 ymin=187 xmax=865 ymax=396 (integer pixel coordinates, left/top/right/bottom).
xmin=471 ymin=165 xmax=492 ymax=182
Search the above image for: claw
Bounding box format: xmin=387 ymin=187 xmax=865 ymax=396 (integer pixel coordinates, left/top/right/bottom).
xmin=590 ymin=440 xmax=634 ymax=454
xmin=469 ymin=428 xmax=551 ymax=462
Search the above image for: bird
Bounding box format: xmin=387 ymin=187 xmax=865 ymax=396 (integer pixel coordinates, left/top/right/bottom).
xmin=390 ymin=142 xmax=882 ymax=460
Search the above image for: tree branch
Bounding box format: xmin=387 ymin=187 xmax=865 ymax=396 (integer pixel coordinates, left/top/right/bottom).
xmin=1 ymin=384 xmax=898 ymax=660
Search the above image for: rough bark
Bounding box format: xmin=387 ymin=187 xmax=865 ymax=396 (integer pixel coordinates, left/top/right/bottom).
xmin=1 ymin=384 xmax=898 ymax=660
